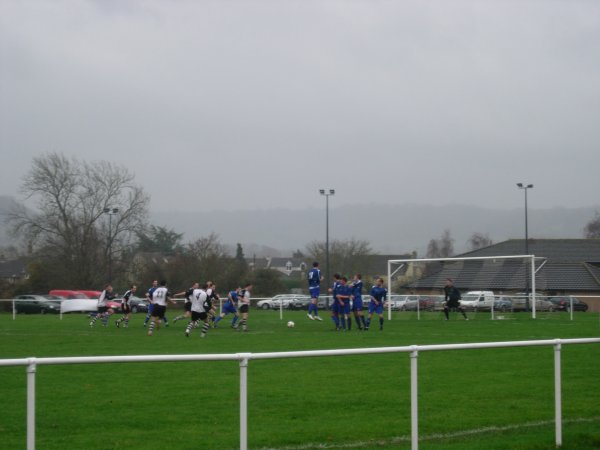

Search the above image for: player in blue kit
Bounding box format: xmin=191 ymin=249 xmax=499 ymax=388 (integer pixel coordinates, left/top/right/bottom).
xmin=366 ymin=277 xmax=387 ymax=331
xmin=336 ymin=276 xmax=352 ymax=330
xmin=214 ymin=287 xmax=240 ymax=328
xmin=307 ymin=261 xmax=324 ymax=321
xmin=329 ymin=273 xmax=342 ymax=330
xmin=350 ymin=274 xmax=366 ymax=330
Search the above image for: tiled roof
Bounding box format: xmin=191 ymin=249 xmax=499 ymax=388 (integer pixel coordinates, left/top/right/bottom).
xmin=460 ymin=239 xmax=600 ymax=263
xmin=405 ymin=239 xmax=600 ymax=292
xmin=0 ymin=259 xmax=28 ymax=279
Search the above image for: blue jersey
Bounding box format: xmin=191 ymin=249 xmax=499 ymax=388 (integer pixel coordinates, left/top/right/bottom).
xmin=370 ymin=285 xmax=387 ymax=303
xmin=307 ymin=268 xmax=321 ymax=288
xmin=352 ymin=280 xmax=363 ymax=300
xmin=332 ymin=280 xmax=341 ymax=302
xmin=336 ymin=284 xmax=352 ymax=305
xmin=226 ymin=291 xmax=238 ymax=307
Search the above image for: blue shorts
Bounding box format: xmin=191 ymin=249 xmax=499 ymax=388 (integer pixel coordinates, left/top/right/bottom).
xmin=352 ymin=298 xmax=363 ymax=311
xmin=339 ymin=301 xmax=351 ymax=315
xmin=148 ymin=303 xmax=154 ymax=314
xmin=331 ymin=302 xmax=340 ymax=314
xmin=223 ymin=303 xmax=237 ymax=314
xmin=369 ymin=301 xmax=383 ymax=315
xmin=309 ymin=286 xmax=320 ymax=299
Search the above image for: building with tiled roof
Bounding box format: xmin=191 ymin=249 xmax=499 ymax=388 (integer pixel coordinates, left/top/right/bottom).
xmin=404 ymin=240 xmax=600 ymax=304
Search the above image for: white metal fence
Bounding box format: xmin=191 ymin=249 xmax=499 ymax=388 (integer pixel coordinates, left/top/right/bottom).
xmin=1 ymin=337 xmax=599 ymax=450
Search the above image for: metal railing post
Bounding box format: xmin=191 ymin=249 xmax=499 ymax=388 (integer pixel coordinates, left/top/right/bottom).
xmin=554 ymin=341 xmax=562 ymax=448
xmin=26 ymin=358 xmax=37 ymax=450
xmin=239 ymin=354 xmax=251 ymax=450
xmin=410 ymin=346 xmax=419 ymax=450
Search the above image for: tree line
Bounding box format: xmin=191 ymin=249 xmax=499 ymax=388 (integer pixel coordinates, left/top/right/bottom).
xmin=3 ymin=153 xmax=599 ymax=298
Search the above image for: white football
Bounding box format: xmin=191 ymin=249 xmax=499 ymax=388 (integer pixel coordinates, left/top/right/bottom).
xmin=287 ymin=321 xmax=295 ymax=328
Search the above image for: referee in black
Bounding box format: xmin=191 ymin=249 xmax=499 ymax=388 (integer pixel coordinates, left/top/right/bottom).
xmin=443 ymin=278 xmax=468 ymax=320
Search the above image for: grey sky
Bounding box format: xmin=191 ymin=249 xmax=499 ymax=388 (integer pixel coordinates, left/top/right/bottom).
xmin=1 ymin=0 xmax=599 ymax=213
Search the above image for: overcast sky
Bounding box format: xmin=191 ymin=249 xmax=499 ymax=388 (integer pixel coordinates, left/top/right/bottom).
xmin=1 ymin=0 xmax=599 ymax=214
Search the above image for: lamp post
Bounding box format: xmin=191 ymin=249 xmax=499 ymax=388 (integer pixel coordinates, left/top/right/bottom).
xmin=104 ymin=207 xmax=119 ymax=284
xmin=516 ymin=183 xmax=533 ymax=309
xmin=319 ymin=189 xmax=335 ymax=298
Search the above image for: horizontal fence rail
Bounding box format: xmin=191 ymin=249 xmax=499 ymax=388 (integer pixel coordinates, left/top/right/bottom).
xmin=2 ymin=338 xmax=600 ymax=450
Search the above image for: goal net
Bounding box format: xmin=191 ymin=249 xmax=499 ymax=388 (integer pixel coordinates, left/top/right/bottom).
xmin=386 ymin=255 xmax=547 ymax=320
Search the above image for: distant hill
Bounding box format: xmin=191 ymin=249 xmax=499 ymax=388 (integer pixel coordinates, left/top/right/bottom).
xmin=150 ymin=203 xmax=600 ymax=256
xmin=1 ymin=196 xmax=597 ymax=255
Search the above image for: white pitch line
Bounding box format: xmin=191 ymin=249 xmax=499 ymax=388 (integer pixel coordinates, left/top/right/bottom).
xmin=255 ymin=416 xmax=600 ymax=450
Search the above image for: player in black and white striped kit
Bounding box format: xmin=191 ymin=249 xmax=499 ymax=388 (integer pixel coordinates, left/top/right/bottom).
xmin=115 ymin=285 xmax=137 ymax=328
xmin=172 ymin=282 xmax=198 ymax=323
xmin=184 ymin=283 xmax=212 ymax=338
xmin=147 ymin=280 xmax=175 ymax=336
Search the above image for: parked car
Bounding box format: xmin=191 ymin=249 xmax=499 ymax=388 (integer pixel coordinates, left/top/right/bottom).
xmin=287 ymin=296 xmax=311 ymax=310
xmin=511 ymin=294 xmax=555 ymax=312
xmin=48 ymin=290 xmax=89 ymax=299
xmin=387 ymin=295 xmax=418 ymax=311
xmin=127 ymin=297 xmax=150 ymax=313
xmin=14 ymin=295 xmax=62 ymax=314
xmin=547 ymin=296 xmax=588 ymax=312
xmin=76 ymin=290 xmax=102 ymax=299
xmin=403 ymin=296 xmax=437 ymax=311
xmin=459 ymin=291 xmax=495 ymax=311
xmin=257 ymin=294 xmax=309 ymax=310
xmin=493 ymin=297 xmax=513 ymax=312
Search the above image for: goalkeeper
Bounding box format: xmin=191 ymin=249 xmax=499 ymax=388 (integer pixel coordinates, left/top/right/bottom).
xmin=443 ymin=278 xmax=468 ymax=320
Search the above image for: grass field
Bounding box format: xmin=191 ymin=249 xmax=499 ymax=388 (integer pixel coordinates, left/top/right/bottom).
xmin=1 ymin=309 xmax=599 ymax=449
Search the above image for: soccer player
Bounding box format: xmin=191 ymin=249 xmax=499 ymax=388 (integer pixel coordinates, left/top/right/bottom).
xmin=350 ymin=274 xmax=366 ymax=330
xmin=143 ymin=280 xmax=158 ymax=327
xmin=214 ymin=287 xmax=240 ymax=328
xmin=147 ymin=280 xmax=176 ymax=336
xmin=237 ymin=283 xmax=252 ymax=332
xmin=115 ymin=284 xmax=137 ymax=328
xmin=307 ymin=261 xmax=324 ymax=321
xmin=336 ymin=276 xmax=352 ymax=330
xmin=89 ymin=284 xmax=115 ymax=327
xmin=443 ymin=278 xmax=468 ymax=320
xmin=143 ymin=280 xmax=169 ymax=327
xmin=172 ymin=282 xmax=198 ymax=323
xmin=366 ymin=277 xmax=387 ymax=331
xmin=206 ymin=281 xmax=220 ymax=326
xmin=184 ymin=283 xmax=211 ymax=338
xmin=328 ymin=273 xmax=342 ymax=330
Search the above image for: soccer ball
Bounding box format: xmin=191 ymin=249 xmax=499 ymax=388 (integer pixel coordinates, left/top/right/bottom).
xmin=287 ymin=321 xmax=295 ymax=328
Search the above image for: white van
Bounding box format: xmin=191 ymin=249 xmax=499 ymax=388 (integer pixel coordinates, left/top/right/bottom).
xmin=459 ymin=291 xmax=495 ymax=311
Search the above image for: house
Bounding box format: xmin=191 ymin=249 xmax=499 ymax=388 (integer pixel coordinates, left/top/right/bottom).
xmin=403 ymin=239 xmax=600 ymax=310
xmin=0 ymin=258 xmax=29 ymax=284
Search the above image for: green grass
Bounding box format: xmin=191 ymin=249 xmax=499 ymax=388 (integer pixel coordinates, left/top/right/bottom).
xmin=0 ymin=310 xmax=599 ymax=449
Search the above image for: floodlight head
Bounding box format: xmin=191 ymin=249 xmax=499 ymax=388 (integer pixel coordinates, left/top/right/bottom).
xmin=103 ymin=207 xmax=110 ymax=213
xmin=516 ymin=183 xmax=523 ymax=188
xmin=319 ymin=189 xmax=325 ymax=195
xmin=112 ymin=208 xmax=119 ymax=214
xmin=527 ymin=184 xmax=533 ymax=189
xmin=330 ymin=189 xmax=335 ymax=195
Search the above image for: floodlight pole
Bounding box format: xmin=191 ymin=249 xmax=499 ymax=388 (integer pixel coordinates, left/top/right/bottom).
xmin=517 ymin=183 xmax=533 ymax=311
xmin=319 ymin=189 xmax=335 ymax=299
xmin=104 ymin=207 xmax=119 ymax=284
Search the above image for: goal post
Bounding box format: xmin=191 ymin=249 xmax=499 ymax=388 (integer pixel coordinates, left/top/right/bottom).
xmin=386 ymin=255 xmax=544 ymax=320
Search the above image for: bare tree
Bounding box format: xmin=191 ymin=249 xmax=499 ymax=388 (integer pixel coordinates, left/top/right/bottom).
xmin=8 ymin=152 xmax=149 ymax=287
xmin=584 ymin=212 xmax=600 ymax=238
xmin=306 ymin=238 xmax=373 ymax=278
xmin=467 ymin=232 xmax=493 ymax=251
xmin=426 ymin=229 xmax=454 ymax=258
